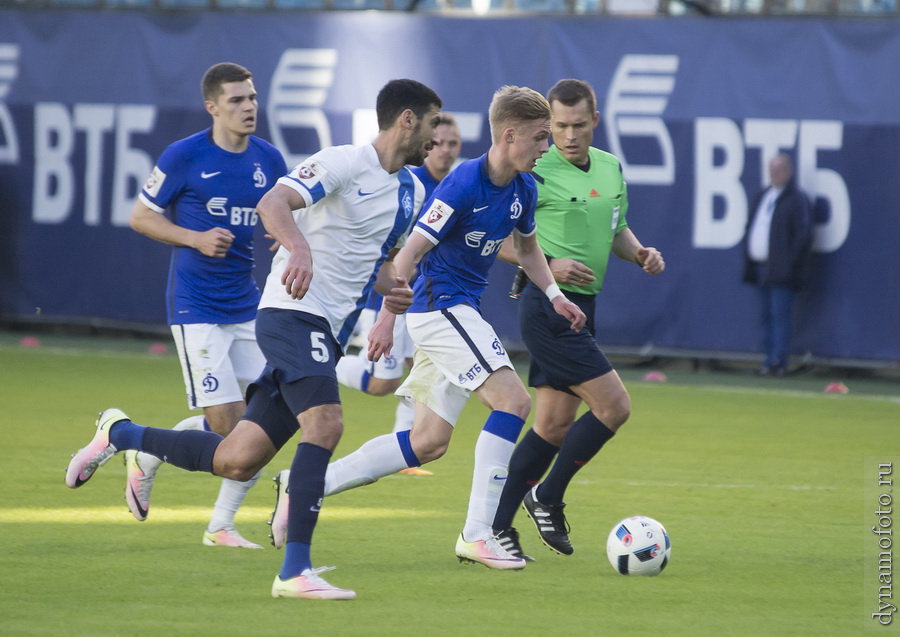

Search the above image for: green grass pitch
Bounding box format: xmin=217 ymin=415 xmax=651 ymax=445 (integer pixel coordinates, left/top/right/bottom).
xmin=0 ymin=333 xmax=896 ymax=636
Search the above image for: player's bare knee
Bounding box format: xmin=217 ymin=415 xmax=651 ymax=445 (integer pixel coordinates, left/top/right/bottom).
xmin=597 ymin=400 xmax=630 ymax=432
xmin=508 ymin=393 xmax=532 ymax=421
xmin=309 ymin=423 xmax=344 ymax=450
xmin=410 ymin=433 xmax=449 ymax=464
xmin=365 ymin=377 xmax=402 ymax=397
xmin=535 ymin=421 xmax=570 ymax=446
xmin=214 ymin=455 xmax=258 ymax=481
xmin=415 ymin=441 xmax=447 ymax=464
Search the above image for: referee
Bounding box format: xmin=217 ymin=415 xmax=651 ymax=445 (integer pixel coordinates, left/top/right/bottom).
xmin=493 ymin=78 xmax=665 ymax=559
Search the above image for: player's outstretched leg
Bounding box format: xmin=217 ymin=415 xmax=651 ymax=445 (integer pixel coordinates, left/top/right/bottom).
xmin=454 ymin=532 xmax=527 ymax=570
xmin=394 ymin=403 xmax=432 ymax=476
xmin=66 ymin=409 xmax=128 ymax=488
xmin=522 ymin=485 xmax=573 ymax=556
xmin=123 ymin=415 xmax=205 ymax=521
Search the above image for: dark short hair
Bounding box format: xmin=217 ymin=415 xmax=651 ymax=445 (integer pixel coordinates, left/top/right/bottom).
xmin=547 ymin=79 xmax=597 ymax=114
xmin=375 ymin=79 xmax=442 ymax=131
xmin=202 ymin=63 xmax=253 ymax=102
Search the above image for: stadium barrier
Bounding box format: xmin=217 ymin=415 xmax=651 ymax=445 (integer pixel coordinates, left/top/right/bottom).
xmin=0 ymin=11 xmax=897 ymax=364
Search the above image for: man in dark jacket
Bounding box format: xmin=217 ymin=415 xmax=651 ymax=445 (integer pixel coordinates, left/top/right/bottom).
xmin=742 ymin=152 xmax=813 ymax=376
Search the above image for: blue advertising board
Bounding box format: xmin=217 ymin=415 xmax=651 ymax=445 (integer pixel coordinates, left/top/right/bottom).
xmin=0 ymin=11 xmax=897 ymax=362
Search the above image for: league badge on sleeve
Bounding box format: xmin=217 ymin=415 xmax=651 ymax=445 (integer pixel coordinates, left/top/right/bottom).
xmin=143 ymin=166 xmax=166 ymax=198
xmin=423 ymin=199 xmax=454 ymax=232
xmin=294 ymin=160 xmax=327 ymax=186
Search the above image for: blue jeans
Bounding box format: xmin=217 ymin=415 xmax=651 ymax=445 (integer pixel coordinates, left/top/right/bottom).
xmin=758 ymin=282 xmax=794 ymax=369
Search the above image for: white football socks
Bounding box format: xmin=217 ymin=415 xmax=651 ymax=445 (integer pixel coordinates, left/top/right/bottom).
xmin=462 ymin=429 xmax=516 ymax=541
xmin=207 ymin=469 xmax=262 ymax=532
xmin=335 ymin=353 xmax=371 ymax=392
xmin=324 ymin=433 xmax=408 ymax=496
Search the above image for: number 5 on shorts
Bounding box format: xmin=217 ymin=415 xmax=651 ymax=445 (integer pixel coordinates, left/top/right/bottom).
xmin=310 ymin=332 xmax=330 ymax=363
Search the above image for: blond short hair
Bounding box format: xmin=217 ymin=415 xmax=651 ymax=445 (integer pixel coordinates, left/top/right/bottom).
xmin=488 ymin=86 xmax=551 ymax=142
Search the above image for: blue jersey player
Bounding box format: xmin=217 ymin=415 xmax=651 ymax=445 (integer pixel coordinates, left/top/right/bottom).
xmin=315 ymin=86 xmax=585 ymax=571
xmin=124 ymin=62 xmax=286 ymax=548
xmin=66 ymin=79 xmax=444 ymax=600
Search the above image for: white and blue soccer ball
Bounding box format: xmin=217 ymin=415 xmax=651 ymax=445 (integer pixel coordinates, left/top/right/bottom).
xmin=606 ymin=515 xmax=671 ymax=576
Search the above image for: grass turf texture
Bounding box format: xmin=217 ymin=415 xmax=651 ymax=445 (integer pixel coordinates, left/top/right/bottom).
xmin=1 ymin=332 xmax=896 ymax=635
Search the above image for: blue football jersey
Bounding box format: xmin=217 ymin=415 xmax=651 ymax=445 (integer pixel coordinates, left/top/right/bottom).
xmin=139 ymin=129 xmax=287 ymax=325
xmin=410 ymin=155 xmax=537 ymax=313
xmin=409 ymin=164 xmax=441 ymax=202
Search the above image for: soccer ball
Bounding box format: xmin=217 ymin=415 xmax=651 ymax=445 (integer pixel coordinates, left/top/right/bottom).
xmin=606 ymin=516 xmax=671 ymax=576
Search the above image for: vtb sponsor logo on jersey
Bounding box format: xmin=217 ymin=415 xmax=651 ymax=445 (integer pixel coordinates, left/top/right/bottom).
xmin=206 ymin=197 xmax=259 ymax=226
xmin=424 ymin=199 xmax=453 ymax=232
xmin=465 ymin=230 xmax=504 ymax=257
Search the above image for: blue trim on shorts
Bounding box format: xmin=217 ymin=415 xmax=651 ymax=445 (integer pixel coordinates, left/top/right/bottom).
xmin=176 ymin=325 xmax=198 ymax=408
xmin=396 ymin=430 xmax=421 ymax=467
xmin=440 ymin=307 xmax=494 ymax=374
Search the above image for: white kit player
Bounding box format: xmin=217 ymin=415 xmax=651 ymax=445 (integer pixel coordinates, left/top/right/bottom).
xmin=267 ymin=86 xmax=585 ymax=570
xmin=126 ymin=62 xmax=286 ymax=548
xmin=332 ymin=115 xmax=462 ymax=458
xmin=67 ymin=79 xmax=444 ymax=599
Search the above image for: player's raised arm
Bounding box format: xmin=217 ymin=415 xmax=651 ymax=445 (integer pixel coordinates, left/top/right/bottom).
xmin=256 ymin=183 xmax=312 ymax=300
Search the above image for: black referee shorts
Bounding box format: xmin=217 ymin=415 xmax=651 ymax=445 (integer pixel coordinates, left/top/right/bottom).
xmin=519 ymin=281 xmax=613 ymax=393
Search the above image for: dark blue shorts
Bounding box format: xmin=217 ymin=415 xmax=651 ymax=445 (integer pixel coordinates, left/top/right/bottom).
xmin=519 ymin=282 xmax=613 ymax=393
xmin=246 ymin=308 xmax=342 ymax=449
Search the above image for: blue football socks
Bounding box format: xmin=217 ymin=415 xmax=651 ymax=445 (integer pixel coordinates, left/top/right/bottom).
xmin=280 ymin=442 xmax=332 ymax=579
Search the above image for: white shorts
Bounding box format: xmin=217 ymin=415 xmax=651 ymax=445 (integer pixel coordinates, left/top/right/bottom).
xmin=170 ymin=321 xmax=266 ymax=410
xmin=354 ymin=309 xmax=415 ymax=380
xmin=396 ymin=304 xmax=513 ymax=426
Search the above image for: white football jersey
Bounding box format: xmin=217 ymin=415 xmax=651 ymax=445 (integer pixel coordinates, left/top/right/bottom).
xmin=259 ymin=144 xmax=424 ymax=348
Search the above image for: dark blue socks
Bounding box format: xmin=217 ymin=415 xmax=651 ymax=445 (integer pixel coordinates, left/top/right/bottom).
xmin=108 ymin=419 xmax=145 ymax=451
xmin=538 ymin=411 xmax=614 ymax=506
xmin=280 ymin=442 xmax=332 ymax=579
xmin=492 ymin=428 xmax=559 ymax=531
xmin=139 ymin=426 xmax=223 ymax=473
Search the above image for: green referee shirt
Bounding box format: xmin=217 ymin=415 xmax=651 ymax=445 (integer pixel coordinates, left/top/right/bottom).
xmin=533 ymin=144 xmax=629 ymax=295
